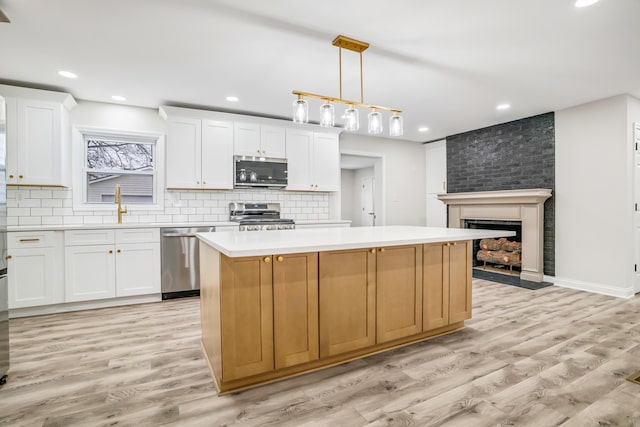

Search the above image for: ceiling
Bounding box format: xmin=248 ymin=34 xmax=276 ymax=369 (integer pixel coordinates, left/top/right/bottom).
xmin=0 ymin=0 xmax=639 ymax=143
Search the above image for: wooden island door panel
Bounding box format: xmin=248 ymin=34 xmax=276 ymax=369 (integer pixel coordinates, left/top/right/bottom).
xmin=319 ymin=248 xmax=376 ymax=358
xmin=423 ymin=243 xmax=450 ymax=330
xmin=448 ymin=241 xmax=472 ymax=323
xmin=220 ymin=255 xmax=274 ymax=381
xmin=273 ymin=252 xmax=319 ymax=369
xmin=376 ymin=245 xmax=423 ymax=343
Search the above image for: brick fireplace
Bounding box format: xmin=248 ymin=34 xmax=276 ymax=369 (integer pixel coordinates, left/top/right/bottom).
xmin=438 ymin=189 xmax=552 ymax=283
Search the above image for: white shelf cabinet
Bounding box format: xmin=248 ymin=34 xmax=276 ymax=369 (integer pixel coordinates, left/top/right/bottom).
xmin=234 ymin=122 xmax=286 ymax=158
xmin=286 ymin=129 xmax=340 ymax=192
xmin=7 ymin=231 xmax=64 ymax=309
xmin=0 ymin=85 xmax=76 ymax=187
xmin=64 ymin=228 xmax=160 ymax=302
xmin=166 ymin=117 xmax=233 ymax=190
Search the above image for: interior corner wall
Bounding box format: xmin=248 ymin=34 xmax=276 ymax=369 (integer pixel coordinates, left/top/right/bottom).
xmin=446 ymin=113 xmax=555 ymax=276
xmin=339 ymin=133 xmax=426 ymax=226
xmin=555 ymin=95 xmax=633 ymax=297
xmin=340 ymin=169 xmax=355 ymax=224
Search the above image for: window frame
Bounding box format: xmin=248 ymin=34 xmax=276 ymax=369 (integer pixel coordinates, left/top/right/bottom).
xmin=72 ymin=127 xmax=165 ymax=212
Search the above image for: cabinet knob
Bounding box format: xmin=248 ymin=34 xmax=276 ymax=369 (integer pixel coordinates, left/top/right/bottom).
xmin=276 ymin=256 xmax=284 ymax=262
xmin=446 ymin=242 xmax=451 ymax=247
xmin=18 ymin=175 xmax=23 ymax=179
xmin=262 ymin=150 xmax=266 ymax=154
xmin=117 ymin=249 xmax=121 ymax=253
xmin=257 ymin=149 xmax=261 ymax=154
xmin=370 ymin=248 xmax=375 ymax=254
xmin=8 ymin=175 xmax=13 ymax=179
xmin=109 ymin=250 xmax=113 ymax=254
xmin=379 ymin=248 xmax=385 ymax=253
xmin=196 ymin=181 xmax=200 ymax=184
xmin=203 ymin=181 xmax=206 ymax=185
xmin=263 ymin=256 xmax=271 ymax=263
xmin=6 ymin=255 xmax=11 ymax=260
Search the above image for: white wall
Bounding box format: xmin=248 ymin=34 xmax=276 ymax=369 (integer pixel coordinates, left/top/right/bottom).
xmin=339 ymin=133 xmax=426 ymax=226
xmin=555 ymin=95 xmax=635 ymax=297
xmin=340 ymin=169 xmax=355 ymax=224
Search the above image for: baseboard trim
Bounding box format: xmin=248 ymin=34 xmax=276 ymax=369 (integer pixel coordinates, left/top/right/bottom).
xmin=9 ymin=294 xmax=163 ymax=318
xmin=549 ymin=276 xmax=635 ymax=299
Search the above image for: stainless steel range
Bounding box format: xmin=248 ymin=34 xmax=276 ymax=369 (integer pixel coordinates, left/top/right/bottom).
xmin=229 ymin=202 xmax=295 ymax=231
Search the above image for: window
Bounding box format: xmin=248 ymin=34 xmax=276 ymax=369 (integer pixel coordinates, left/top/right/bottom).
xmin=74 ymin=128 xmax=164 ymax=210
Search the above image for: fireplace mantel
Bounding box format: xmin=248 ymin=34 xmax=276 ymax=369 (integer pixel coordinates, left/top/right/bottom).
xmin=438 ymin=189 xmax=552 ymax=283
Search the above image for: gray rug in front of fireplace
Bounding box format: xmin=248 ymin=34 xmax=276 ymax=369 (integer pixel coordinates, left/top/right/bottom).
xmin=473 ymin=269 xmax=553 ymax=290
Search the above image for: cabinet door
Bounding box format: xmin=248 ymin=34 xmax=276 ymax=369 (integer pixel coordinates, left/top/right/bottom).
xmin=15 ymin=99 xmax=63 ymax=186
xmin=65 ymin=245 xmax=116 ymax=302
xmin=423 ymin=243 xmax=449 ymax=330
xmin=233 ymin=122 xmax=261 ymax=156
xmin=7 ymin=247 xmax=63 ymax=308
xmin=376 ymin=245 xmax=423 ymax=343
xmin=115 ymin=242 xmax=161 ymax=297
xmin=319 ymin=248 xmax=376 ymax=358
xmin=285 ymin=128 xmax=313 ymax=191
xmin=261 ymin=125 xmax=286 ymax=158
xmin=166 ymin=117 xmax=202 ymax=189
xmin=448 ymin=241 xmax=472 ymax=323
xmin=312 ymin=132 xmax=340 ymax=191
xmin=202 ymin=120 xmax=233 ymax=189
xmin=220 ymin=255 xmax=273 ymax=381
xmin=273 ymin=252 xmax=319 ymax=369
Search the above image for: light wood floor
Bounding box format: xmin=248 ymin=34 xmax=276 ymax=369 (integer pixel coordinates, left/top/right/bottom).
xmin=1 ymin=279 xmax=640 ymax=426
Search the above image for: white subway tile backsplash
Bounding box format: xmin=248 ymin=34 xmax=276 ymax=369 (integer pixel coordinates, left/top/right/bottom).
xmin=8 ymin=186 xmax=331 ymax=226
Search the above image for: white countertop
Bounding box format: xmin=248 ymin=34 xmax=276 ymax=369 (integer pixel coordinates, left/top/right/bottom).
xmin=8 ymin=222 xmax=240 ymax=232
xmin=197 ymin=226 xmax=516 ymax=257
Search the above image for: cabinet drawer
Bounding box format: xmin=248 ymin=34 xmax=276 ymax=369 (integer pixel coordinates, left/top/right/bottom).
xmin=116 ymin=228 xmax=160 ymax=244
xmin=8 ymin=231 xmax=59 ymax=249
xmin=65 ymin=229 xmax=115 ymax=246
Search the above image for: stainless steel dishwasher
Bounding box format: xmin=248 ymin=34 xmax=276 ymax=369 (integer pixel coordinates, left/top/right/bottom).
xmin=161 ymin=227 xmax=214 ymax=299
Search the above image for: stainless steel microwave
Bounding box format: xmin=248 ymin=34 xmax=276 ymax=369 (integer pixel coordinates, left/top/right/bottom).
xmin=234 ymin=156 xmax=288 ymax=188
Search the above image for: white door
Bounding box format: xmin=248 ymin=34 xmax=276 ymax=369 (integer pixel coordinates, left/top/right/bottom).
xmin=202 ymin=120 xmax=233 ymax=189
xmin=260 ymin=125 xmax=286 ymax=158
xmin=312 ymin=132 xmax=340 ymax=191
xmin=233 ymin=122 xmax=261 ymax=156
xmin=361 ymin=176 xmax=375 ymax=226
xmin=65 ymin=245 xmax=116 ymax=302
xmin=285 ymin=128 xmax=313 ymax=190
xmin=7 ymin=247 xmax=60 ymax=308
xmin=425 ymin=140 xmax=447 ymax=227
xmin=634 ymin=123 xmax=640 ymax=294
xmin=115 ymin=242 xmax=161 ymax=297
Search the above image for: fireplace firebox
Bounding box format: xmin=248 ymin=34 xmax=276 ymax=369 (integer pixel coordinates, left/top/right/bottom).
xmin=465 ymin=219 xmax=522 ymax=276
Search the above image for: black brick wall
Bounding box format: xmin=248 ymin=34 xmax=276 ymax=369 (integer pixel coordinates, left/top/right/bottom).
xmin=446 ymin=112 xmax=555 ymax=276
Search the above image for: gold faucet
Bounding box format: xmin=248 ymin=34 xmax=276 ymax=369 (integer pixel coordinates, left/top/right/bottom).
xmin=115 ymin=184 xmax=128 ymax=224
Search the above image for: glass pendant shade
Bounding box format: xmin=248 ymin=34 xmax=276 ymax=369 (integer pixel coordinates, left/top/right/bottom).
xmin=344 ymin=105 xmax=359 ymax=131
xmin=292 ymin=97 xmax=309 ymax=124
xmin=319 ymin=101 xmax=335 ymax=127
xmin=389 ymin=113 xmax=403 ymax=137
xmin=368 ymin=109 xmax=383 ymax=134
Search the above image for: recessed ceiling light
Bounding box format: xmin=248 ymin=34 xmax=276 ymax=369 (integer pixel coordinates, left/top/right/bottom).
xmin=575 ymin=0 xmax=599 ymax=7
xmin=58 ymin=70 xmax=78 ymax=79
xmin=226 ymin=96 xmax=239 ymax=102
xmin=418 ymin=127 xmax=429 ymax=132
xmin=496 ymin=103 xmax=511 ymax=110
xmin=111 ymin=95 xmax=126 ymax=102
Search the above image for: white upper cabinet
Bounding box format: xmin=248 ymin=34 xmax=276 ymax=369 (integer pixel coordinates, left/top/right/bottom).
xmin=234 ymin=122 xmax=286 ymax=158
xmin=165 ymin=116 xmax=233 ymax=190
xmin=0 ymin=85 xmax=76 ymax=187
xmin=286 ymin=129 xmax=339 ymax=192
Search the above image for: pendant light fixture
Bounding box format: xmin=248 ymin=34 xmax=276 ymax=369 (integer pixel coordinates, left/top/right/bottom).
xmin=292 ymin=35 xmax=403 ymax=137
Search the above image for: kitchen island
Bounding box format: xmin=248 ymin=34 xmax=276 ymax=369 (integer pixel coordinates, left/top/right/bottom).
xmin=197 ymin=226 xmax=514 ymax=393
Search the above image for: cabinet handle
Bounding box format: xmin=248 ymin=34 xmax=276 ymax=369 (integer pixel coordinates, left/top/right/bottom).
xmin=19 ymin=238 xmax=40 ymax=242
xmin=379 ymin=248 xmax=385 ymax=253
xmin=6 ymin=255 xmax=11 ymax=260
xmin=117 ymin=249 xmax=121 ymax=253
xmin=277 ymin=256 xmax=284 ymax=262
xmin=109 ymin=250 xmax=113 ymax=254
xmin=263 ymin=256 xmax=271 ymax=263
xmin=370 ymin=248 xmax=375 ymax=253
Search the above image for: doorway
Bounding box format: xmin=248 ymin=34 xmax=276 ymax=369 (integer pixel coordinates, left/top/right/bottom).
xmin=340 ymin=152 xmax=384 ymax=227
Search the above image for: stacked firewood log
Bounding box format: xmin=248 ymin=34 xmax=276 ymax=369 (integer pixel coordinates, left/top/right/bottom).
xmin=477 ymin=237 xmax=522 ymax=267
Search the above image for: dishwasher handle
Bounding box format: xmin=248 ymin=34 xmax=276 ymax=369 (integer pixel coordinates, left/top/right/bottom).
xmin=161 ymin=227 xmax=215 ymax=238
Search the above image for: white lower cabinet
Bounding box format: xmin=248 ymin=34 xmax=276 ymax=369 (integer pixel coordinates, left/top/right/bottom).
xmin=7 ymin=231 xmax=64 ymax=308
xmin=64 ymin=228 xmax=160 ymax=302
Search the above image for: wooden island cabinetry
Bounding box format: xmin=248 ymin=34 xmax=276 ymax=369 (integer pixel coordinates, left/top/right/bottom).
xmin=198 ymin=226 xmax=514 ymax=393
